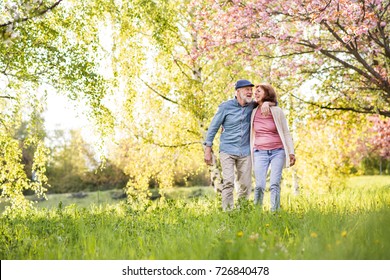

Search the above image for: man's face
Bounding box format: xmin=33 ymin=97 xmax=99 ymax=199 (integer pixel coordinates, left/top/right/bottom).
xmin=236 ymin=86 xmax=253 ymax=105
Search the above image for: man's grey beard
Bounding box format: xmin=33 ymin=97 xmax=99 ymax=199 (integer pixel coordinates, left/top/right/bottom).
xmin=244 ymin=97 xmax=253 ymax=104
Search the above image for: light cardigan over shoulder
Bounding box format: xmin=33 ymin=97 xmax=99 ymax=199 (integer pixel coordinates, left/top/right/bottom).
xmin=250 ymin=106 xmax=295 ymax=168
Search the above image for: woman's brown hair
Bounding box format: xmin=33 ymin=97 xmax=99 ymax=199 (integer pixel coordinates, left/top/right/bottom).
xmin=255 ymin=84 xmax=277 ymax=103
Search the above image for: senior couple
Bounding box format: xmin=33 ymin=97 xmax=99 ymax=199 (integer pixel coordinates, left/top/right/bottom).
xmin=204 ymin=79 xmax=295 ymax=211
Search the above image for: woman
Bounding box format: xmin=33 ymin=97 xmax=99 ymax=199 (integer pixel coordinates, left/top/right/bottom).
xmin=250 ymin=84 xmax=296 ymax=211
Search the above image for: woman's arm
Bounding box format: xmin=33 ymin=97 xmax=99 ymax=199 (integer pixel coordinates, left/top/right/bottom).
xmin=280 ymin=112 xmax=295 ymax=155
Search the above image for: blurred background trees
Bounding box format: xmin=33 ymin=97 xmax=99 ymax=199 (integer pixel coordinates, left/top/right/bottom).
xmin=1 ymin=0 xmax=389 ymax=209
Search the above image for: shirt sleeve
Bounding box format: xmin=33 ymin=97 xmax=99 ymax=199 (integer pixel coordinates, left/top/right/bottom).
xmin=204 ymin=104 xmax=225 ymax=147
xmin=279 ymin=111 xmax=294 ymax=154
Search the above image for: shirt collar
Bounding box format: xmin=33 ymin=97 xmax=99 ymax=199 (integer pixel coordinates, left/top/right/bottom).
xmin=234 ymin=97 xmax=252 ymax=107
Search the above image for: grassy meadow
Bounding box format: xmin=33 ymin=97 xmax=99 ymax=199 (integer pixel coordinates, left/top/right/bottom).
xmin=0 ymin=176 xmax=389 ymax=260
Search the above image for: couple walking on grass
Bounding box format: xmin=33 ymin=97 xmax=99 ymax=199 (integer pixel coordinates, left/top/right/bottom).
xmin=204 ymin=79 xmax=296 ymax=211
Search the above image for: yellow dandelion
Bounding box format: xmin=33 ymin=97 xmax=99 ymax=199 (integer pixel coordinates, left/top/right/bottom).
xmin=310 ymin=232 xmax=318 ymax=238
xmin=341 ymin=230 xmax=347 ymax=238
xmin=237 ymin=231 xmax=244 ymax=238
xmin=265 ymin=224 xmax=270 ymax=228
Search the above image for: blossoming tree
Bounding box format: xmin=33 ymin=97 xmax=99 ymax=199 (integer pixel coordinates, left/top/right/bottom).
xmin=191 ymin=0 xmax=389 ymax=117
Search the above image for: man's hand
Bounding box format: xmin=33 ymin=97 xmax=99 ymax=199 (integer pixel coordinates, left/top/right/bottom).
xmin=289 ymin=154 xmax=296 ymax=167
xmin=260 ymin=101 xmax=271 ymax=115
xmin=204 ymin=146 xmax=213 ymax=165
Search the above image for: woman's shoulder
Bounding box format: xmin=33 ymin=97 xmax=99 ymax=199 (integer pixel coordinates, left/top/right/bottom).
xmin=271 ymin=106 xmax=286 ymax=118
xmin=271 ymin=106 xmax=283 ymax=113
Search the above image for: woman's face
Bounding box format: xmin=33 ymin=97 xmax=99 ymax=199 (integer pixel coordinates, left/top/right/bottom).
xmin=254 ymin=87 xmax=265 ymax=102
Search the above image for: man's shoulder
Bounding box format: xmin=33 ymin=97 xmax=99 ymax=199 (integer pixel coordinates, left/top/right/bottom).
xmin=219 ymin=98 xmax=236 ymax=108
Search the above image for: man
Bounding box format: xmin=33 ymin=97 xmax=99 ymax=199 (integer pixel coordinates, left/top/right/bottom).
xmin=204 ymin=79 xmax=274 ymax=210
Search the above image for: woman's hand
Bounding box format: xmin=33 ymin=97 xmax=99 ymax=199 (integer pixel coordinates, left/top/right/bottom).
xmin=289 ymin=154 xmax=296 ymax=166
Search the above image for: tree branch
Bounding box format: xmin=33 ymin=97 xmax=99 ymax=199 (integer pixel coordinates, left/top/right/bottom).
xmin=379 ymin=1 xmax=390 ymax=19
xmin=242 ymin=49 xmax=316 ymax=59
xmin=134 ymin=131 xmax=201 ymax=148
xmin=298 ymin=39 xmax=389 ymax=94
xmin=0 ymin=0 xmax=63 ymax=28
xmin=0 ymin=95 xmax=16 ymax=99
xmin=360 ymin=0 xmax=366 ymax=24
xmin=319 ymin=0 xmax=333 ymax=12
xmin=322 ymin=21 xmax=390 ymax=94
xmin=291 ymin=93 xmax=390 ymax=117
xmin=139 ymin=78 xmax=179 ymax=104
xmin=152 ymin=141 xmax=202 ymax=148
xmin=377 ymin=20 xmax=390 ymax=59
xmin=0 ymin=118 xmax=10 ymax=132
xmin=367 ymin=29 xmax=385 ymax=49
xmin=172 ymin=58 xmax=193 ymax=81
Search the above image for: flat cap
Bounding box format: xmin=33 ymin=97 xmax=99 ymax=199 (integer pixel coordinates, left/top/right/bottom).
xmin=235 ymin=79 xmax=254 ymax=90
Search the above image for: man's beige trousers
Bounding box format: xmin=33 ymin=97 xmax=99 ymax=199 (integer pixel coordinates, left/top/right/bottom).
xmin=219 ymin=152 xmax=252 ymax=210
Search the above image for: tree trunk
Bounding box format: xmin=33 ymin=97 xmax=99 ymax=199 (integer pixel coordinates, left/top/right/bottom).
xmin=205 ymin=146 xmax=223 ymax=193
xmin=293 ymin=168 xmax=299 ymax=195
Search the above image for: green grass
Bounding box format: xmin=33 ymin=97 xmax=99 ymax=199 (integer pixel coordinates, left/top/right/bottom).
xmin=347 ymin=175 xmax=390 ymax=189
xmin=0 ymin=176 xmax=389 ymax=260
xmin=0 ymin=186 xmax=216 ymax=212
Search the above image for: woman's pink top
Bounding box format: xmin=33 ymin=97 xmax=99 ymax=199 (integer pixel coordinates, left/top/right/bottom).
xmin=253 ymin=109 xmax=284 ymax=150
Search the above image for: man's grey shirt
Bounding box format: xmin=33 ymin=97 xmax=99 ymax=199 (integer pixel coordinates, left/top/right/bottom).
xmin=204 ymin=98 xmax=256 ymax=157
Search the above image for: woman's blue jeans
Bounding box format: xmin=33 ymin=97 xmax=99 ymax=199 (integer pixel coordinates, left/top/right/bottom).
xmin=253 ymin=148 xmax=285 ymax=211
